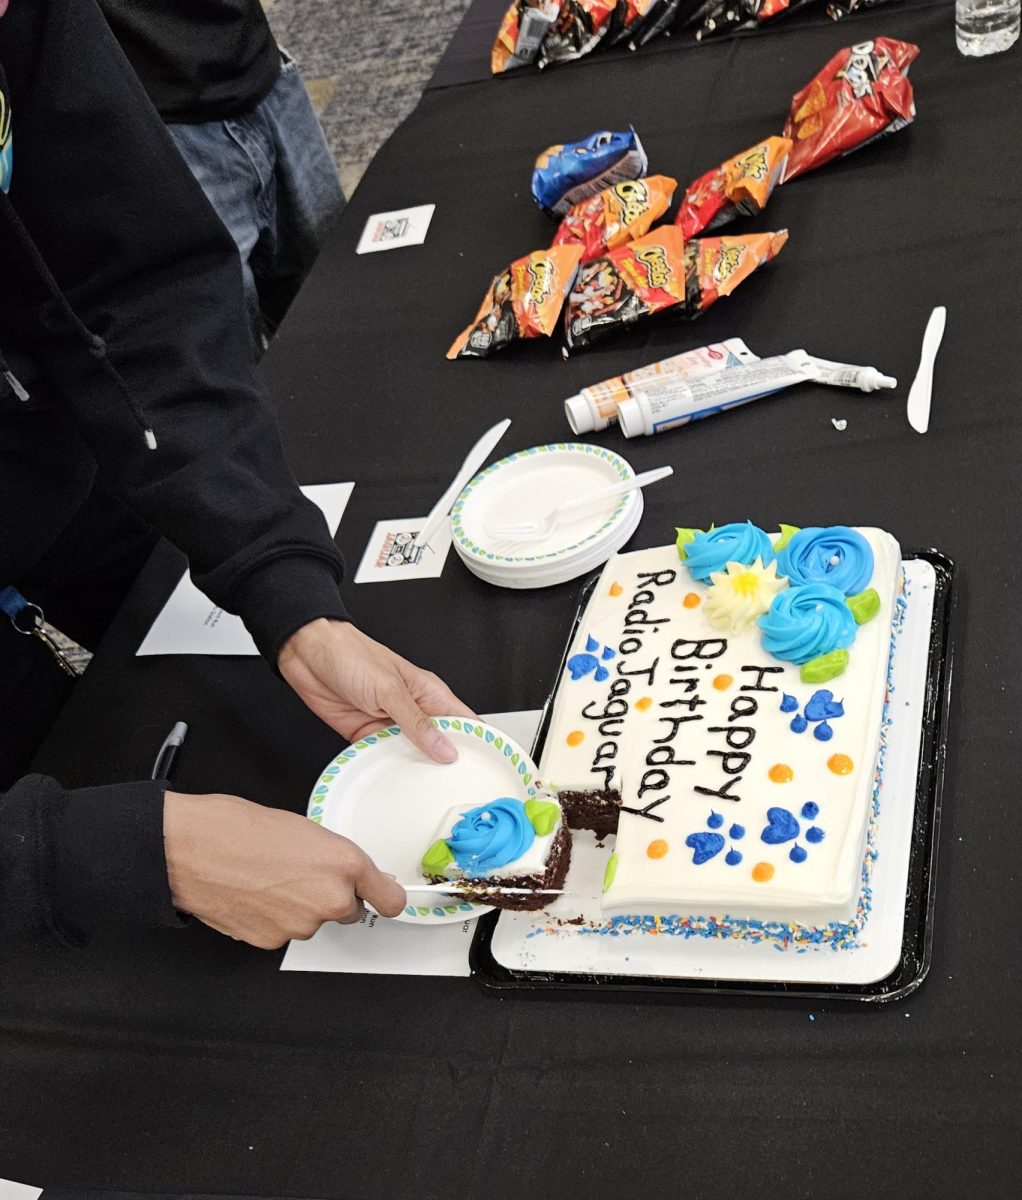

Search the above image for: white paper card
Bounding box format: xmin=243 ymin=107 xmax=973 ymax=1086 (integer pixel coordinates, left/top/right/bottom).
xmin=280 ymin=709 xmax=542 ymax=976
xmin=0 ymin=1180 xmax=43 ymax=1200
xmin=356 ymin=204 xmax=435 ymax=254
xmin=353 ymin=515 xmax=453 ymax=584
xmin=136 ymin=482 xmax=354 ymax=656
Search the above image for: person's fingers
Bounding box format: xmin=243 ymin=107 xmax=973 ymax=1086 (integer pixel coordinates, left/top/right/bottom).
xmin=335 ymin=899 xmax=367 ymax=926
xmin=354 ymin=856 xmax=408 ymax=919
xmin=384 ymin=679 xmax=458 ymax=763
xmin=412 ymin=670 xmax=478 ymax=721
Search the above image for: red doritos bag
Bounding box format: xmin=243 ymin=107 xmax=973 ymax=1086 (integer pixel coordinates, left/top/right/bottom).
xmin=782 ymin=38 xmax=919 ymax=183
xmin=553 ymin=175 xmax=677 ymax=262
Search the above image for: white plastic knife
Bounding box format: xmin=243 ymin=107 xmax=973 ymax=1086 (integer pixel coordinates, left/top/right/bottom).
xmin=410 ymin=417 xmax=511 ymax=551
xmin=906 ymin=306 xmax=946 ymax=434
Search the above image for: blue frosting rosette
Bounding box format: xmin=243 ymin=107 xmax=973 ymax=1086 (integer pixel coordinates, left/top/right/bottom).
xmin=447 ymin=798 xmax=535 ymax=875
xmin=776 ymin=526 xmax=873 ymax=596
xmin=683 ymin=521 xmax=774 ymax=584
xmin=758 ymin=583 xmax=857 ymax=665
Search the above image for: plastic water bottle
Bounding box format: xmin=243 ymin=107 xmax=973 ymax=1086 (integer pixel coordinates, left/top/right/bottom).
xmin=956 ymin=0 xmax=1020 ymax=55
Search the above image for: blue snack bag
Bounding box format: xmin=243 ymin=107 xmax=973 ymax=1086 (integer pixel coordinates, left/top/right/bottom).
xmin=531 ymin=128 xmax=648 ymax=216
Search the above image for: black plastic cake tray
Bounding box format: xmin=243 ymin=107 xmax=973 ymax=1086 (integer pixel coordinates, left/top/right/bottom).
xmin=469 ymin=550 xmax=956 ymax=1004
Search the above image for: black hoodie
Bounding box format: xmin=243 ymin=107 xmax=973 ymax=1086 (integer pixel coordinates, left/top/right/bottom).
xmin=0 ymin=0 xmax=351 ymax=945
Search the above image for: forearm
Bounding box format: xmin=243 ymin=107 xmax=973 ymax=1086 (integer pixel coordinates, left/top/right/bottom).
xmin=0 ymin=0 xmax=349 ymax=659
xmin=0 ymin=775 xmax=186 ymax=948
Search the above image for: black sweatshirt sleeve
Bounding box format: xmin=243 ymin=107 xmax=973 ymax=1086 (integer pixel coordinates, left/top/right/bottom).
xmin=0 ymin=775 xmax=186 ymax=947
xmin=0 ymin=0 xmax=349 ymax=662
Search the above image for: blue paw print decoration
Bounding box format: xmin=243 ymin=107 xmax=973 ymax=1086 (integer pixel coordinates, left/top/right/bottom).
xmin=760 ymin=803 xmax=826 ymax=864
xmin=567 ymin=634 xmax=616 ymax=683
xmin=685 ymin=811 xmax=747 ymax=867
xmin=780 ymin=688 xmax=845 ymax=741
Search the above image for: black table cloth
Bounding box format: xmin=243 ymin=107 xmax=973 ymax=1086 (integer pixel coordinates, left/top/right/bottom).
xmin=2 ymin=2 xmax=1019 ymax=1195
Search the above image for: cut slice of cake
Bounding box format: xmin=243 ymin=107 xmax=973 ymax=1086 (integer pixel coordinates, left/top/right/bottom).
xmin=539 ymin=522 xmax=904 ymax=942
xmin=420 ymin=796 xmax=572 ymax=911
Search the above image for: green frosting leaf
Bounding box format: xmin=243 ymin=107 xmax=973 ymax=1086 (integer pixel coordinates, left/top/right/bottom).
xmin=421 ymin=838 xmax=455 ymax=877
xmin=603 ymin=851 xmax=619 ymax=893
xmin=525 ymin=798 xmax=560 ymax=837
xmin=800 ymin=649 xmax=850 ymax=684
xmin=774 ymin=523 xmax=801 ymax=553
xmin=675 ymin=528 xmax=703 ymax=561
xmin=846 ymin=587 xmax=880 ymax=625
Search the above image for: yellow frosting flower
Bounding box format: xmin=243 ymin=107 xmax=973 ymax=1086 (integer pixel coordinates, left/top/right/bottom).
xmin=703 ymin=557 xmax=788 ymax=634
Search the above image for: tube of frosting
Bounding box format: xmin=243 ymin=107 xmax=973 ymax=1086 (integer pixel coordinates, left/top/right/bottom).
xmin=804 ymin=356 xmax=897 ymax=392
xmin=565 ymin=337 xmax=758 ymax=434
xmin=616 ymin=350 xmax=821 ymax=437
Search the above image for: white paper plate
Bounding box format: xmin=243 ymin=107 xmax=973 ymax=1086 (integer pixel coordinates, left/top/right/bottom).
xmin=450 ymin=443 xmax=640 ymax=570
xmin=451 ymin=443 xmax=643 ymax=589
xmin=454 ymin=497 xmax=643 ymax=589
xmin=307 ymin=718 xmax=545 ymax=924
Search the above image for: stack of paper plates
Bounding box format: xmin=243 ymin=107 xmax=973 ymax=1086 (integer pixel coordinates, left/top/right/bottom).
xmin=450 ymin=443 xmax=643 ymax=589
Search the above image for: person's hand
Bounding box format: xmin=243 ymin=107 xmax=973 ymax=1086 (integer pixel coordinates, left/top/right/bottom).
xmin=163 ymin=791 xmax=406 ymax=948
xmin=277 ymin=618 xmax=475 ymax=763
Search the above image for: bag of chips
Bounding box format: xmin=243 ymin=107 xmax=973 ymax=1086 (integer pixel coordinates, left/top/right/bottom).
xmin=492 ymin=2 xmax=560 ymax=74
xmin=538 ymin=1 xmax=618 ymax=67
xmin=697 ymin=0 xmax=815 ymax=40
xmin=532 ymin=128 xmax=648 ymax=215
xmin=781 ymin=38 xmax=919 ymax=182
xmin=553 ymin=175 xmax=678 ymax=262
xmin=448 ymin=245 xmax=584 ymax=360
xmin=681 ymin=230 xmax=788 ymax=316
xmin=563 ymin=226 xmax=689 ymax=353
xmin=675 ymin=137 xmax=790 ymax=238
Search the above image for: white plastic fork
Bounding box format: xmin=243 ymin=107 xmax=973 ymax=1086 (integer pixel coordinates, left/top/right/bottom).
xmin=485 ymin=465 xmax=673 ymax=543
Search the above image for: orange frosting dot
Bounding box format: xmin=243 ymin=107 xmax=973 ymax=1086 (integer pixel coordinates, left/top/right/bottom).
xmin=635 ymin=696 xmax=654 ymax=712
xmin=712 ymin=674 xmax=733 ymax=691
xmin=828 ymin=753 xmax=854 ymax=775
xmin=768 ymin=763 xmax=794 ymax=783
xmin=647 ymin=839 xmax=669 ymax=859
xmin=683 ymin=592 xmax=702 ymax=608
xmin=566 ymin=730 xmax=585 ymax=747
xmin=609 ymin=581 xmax=623 ymax=597
xmin=752 ymin=862 xmax=776 ymax=883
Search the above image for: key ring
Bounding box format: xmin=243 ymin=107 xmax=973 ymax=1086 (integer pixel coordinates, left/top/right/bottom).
xmin=10 ymin=600 xmax=44 ymax=635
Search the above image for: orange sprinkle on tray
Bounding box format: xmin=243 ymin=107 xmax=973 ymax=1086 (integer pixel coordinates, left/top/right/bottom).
xmin=647 ymin=839 xmax=669 ymax=859
xmin=609 ymin=581 xmax=623 ymax=597
xmin=828 ymin=753 xmax=854 ymax=775
xmin=712 ymin=674 xmax=733 ymax=691
xmin=752 ymin=862 xmax=775 ymax=883
xmin=768 ymin=763 xmax=794 ymax=783
xmin=683 ymin=592 xmax=701 ymax=608
xmin=566 ymin=730 xmax=585 ymax=747
xmin=635 ymin=696 xmax=654 ymax=712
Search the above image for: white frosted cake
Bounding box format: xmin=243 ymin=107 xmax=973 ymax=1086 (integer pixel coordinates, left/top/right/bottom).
xmin=539 ymin=522 xmax=904 ymax=945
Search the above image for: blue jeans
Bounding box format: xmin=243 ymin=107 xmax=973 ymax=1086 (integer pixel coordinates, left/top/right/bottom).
xmin=168 ymin=54 xmax=344 ymax=353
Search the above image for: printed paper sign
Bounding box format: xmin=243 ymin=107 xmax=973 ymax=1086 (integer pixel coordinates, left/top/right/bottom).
xmin=353 ymin=516 xmax=452 ymax=584
xmin=356 ymin=204 xmax=435 ymax=254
